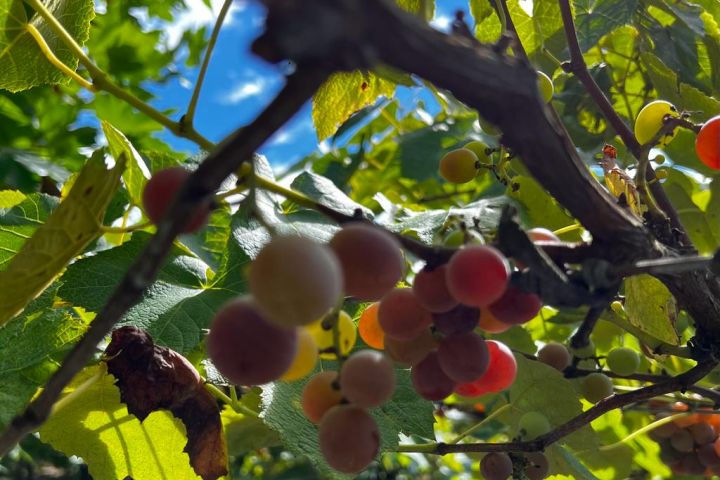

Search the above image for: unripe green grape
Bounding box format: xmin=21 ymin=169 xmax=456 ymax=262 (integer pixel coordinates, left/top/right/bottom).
xmin=537 ymin=71 xmax=554 ymax=103
xmin=537 ymin=342 xmax=571 ymax=371
xmin=655 ymin=169 xmax=668 ymax=180
xmin=439 ymin=148 xmax=479 ymax=184
xmin=606 ymin=347 xmax=640 ymax=377
xmin=569 ymin=339 xmax=595 ymax=359
xmin=653 ymin=154 xmax=666 ymax=165
xmin=518 ymin=411 xmax=551 ymax=439
xmin=634 ymin=100 xmax=679 ymax=146
xmin=581 ymin=372 xmax=614 ymax=403
xmin=306 ymin=311 xmax=357 ymax=359
xmin=443 ymin=229 xmax=485 ymax=247
xmin=463 ymin=141 xmax=492 ymax=163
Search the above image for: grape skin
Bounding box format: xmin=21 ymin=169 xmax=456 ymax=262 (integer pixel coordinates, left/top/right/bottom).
xmin=378 ymin=288 xmax=433 ymax=341
xmin=302 ymin=371 xmax=343 ymax=424
xmin=281 ymin=327 xmax=318 ymax=381
xmin=446 ymin=246 xmax=510 ymax=307
xmin=384 ymin=328 xmax=438 ymax=367
xmin=525 ymin=452 xmax=550 ymax=480
xmin=207 ymin=297 xmax=298 ymax=386
xmin=330 ymin=223 xmax=404 ymax=301
xmin=319 ymin=405 xmax=380 ymax=474
xmin=358 ymin=303 xmax=384 ymax=349
xmin=340 ymin=350 xmax=396 ymax=408
xmin=250 ymin=235 xmax=343 ymax=327
xmin=581 ymin=373 xmax=614 ymax=403
xmin=480 ymin=452 xmax=513 ymax=480
xmin=606 ymin=347 xmax=640 ymax=377
xmin=439 ymin=148 xmax=478 ymax=184
xmin=488 ymin=286 xmax=542 ymax=325
xmin=412 ymin=265 xmax=458 ymax=313
xmin=437 ymin=332 xmax=489 ymax=383
xmin=432 ymin=304 xmax=480 ymax=336
xmin=411 ymin=351 xmax=456 ymax=401
xmin=142 ymin=167 xmax=210 ymax=233
xmin=455 ymin=340 xmax=517 ymax=397
xmin=537 ymin=342 xmax=570 ymax=371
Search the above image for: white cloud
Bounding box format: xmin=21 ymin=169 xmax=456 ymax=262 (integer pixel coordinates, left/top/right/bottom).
xmin=220 ymin=76 xmax=274 ymax=104
xmin=267 ymin=117 xmax=314 ymax=146
xmin=430 ymin=15 xmax=452 ymax=32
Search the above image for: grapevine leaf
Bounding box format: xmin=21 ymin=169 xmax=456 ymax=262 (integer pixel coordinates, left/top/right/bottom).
xmin=0 ymin=152 xmax=125 ymax=325
xmin=102 ymin=120 xmax=150 ymax=206
xmin=290 ymin=171 xmax=373 ymax=218
xmin=0 ymin=192 xmax=58 ymax=268
xmin=624 ymin=274 xmax=680 ymax=346
xmin=574 ymin=0 xmax=640 ymax=52
xmin=0 ymin=0 xmax=95 ymax=92
xmin=39 ymin=365 xmax=203 ymax=480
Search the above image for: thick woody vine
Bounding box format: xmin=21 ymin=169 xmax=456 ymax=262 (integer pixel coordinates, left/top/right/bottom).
xmin=2 ymin=0 xmax=720 ymax=478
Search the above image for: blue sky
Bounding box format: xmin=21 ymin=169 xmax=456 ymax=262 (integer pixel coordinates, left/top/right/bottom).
xmin=142 ymin=0 xmax=470 ymax=167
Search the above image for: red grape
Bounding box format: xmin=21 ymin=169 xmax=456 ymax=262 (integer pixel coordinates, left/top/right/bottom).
xmin=437 ymin=332 xmax=489 ymax=383
xmin=525 ymin=452 xmax=549 ymax=480
xmin=412 ymin=265 xmax=458 ymax=313
xmin=340 ymin=350 xmax=396 ymax=408
xmin=319 ymin=405 xmax=379 ymax=474
xmin=432 ymin=304 xmax=480 ymax=336
xmin=480 ymin=452 xmax=513 ymax=480
xmin=488 ymin=286 xmax=542 ymax=325
xmin=142 ymin=167 xmax=210 ymax=233
xmin=207 ymin=297 xmax=298 ymax=386
xmin=446 ymin=245 xmax=510 ymax=307
xmin=411 ymin=351 xmax=456 ymax=401
xmin=696 ymin=115 xmax=720 ymax=170
xmin=384 ymin=328 xmax=438 ymax=366
xmin=378 ymin=288 xmax=433 ymax=341
xmin=455 ymin=340 xmax=517 ymax=397
xmin=302 ymin=371 xmax=343 ymax=423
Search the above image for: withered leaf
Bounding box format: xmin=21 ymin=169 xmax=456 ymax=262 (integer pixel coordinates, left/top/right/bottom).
xmin=105 ymin=326 xmax=228 ymax=480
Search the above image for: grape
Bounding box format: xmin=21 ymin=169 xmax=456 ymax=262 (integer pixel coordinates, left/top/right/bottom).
xmin=696 ymin=115 xmax=720 ymax=170
xmin=340 ymin=350 xmax=396 ymax=408
xmin=384 ymin=328 xmax=438 ymax=366
xmin=439 ymin=148 xmax=478 ymax=184
xmin=518 ymin=411 xmax=551 ymax=440
xmin=455 ymin=340 xmax=517 ymax=397
xmin=634 ymin=100 xmax=679 ymax=146
xmin=525 ymin=452 xmax=550 ymax=480
xmin=537 ymin=342 xmax=570 ymax=371
xmin=306 ymin=311 xmax=357 ymax=360
xmin=700 ymin=442 xmax=720 ymax=467
xmin=281 ymin=327 xmax=318 ymax=381
xmin=207 ymin=297 xmax=298 ymax=386
xmin=480 ymin=452 xmax=513 ymax=480
xmin=432 ymin=304 xmax=480 ymax=336
xmin=527 ymin=227 xmax=559 ymax=242
xmin=412 ymin=265 xmax=458 ymax=313
xmin=250 ymin=235 xmax=342 ymax=327
xmin=411 ymin=351 xmax=456 ymax=401
xmin=580 ymin=373 xmax=614 ymax=403
xmin=478 ymin=308 xmax=511 ymax=334
xmin=329 ymin=223 xmax=404 ymax=301
xmin=606 ymin=347 xmax=640 ymax=377
xmin=443 ymin=228 xmax=485 ymax=247
xmin=536 ymin=71 xmax=553 ymax=103
xmin=446 ymin=245 xmax=510 ymax=307
xmin=358 ymin=303 xmax=384 ymax=349
xmin=652 ymin=413 xmax=680 ymax=438
xmin=142 ymin=167 xmax=210 ymax=233
xmin=437 ymin=332 xmax=489 ymax=383
xmin=690 ymin=422 xmax=717 ymax=445
xmin=378 ymin=288 xmax=433 ymax=341
xmin=302 ymin=371 xmax=343 ymax=423
xmin=488 ymin=286 xmax=542 ymax=325
xmin=464 ymin=141 xmax=492 ymax=163
xmin=318 ymin=405 xmax=379 ymax=474
xmin=678 ymin=453 xmax=706 ymax=475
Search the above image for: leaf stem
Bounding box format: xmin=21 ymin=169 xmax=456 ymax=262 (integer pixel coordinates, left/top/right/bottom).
xmin=205 ymin=382 xmax=260 ymax=418
xmin=100 ymin=222 xmax=151 ymax=234
xmin=599 ymin=412 xmax=689 ymax=451
xmin=450 ymin=403 xmax=511 ymax=444
xmin=25 ymin=24 xmax=95 ymax=91
xmin=184 ymin=0 xmax=234 ymax=125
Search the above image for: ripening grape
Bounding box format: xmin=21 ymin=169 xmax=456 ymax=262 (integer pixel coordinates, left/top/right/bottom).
xmin=478 ymin=308 xmax=511 ymax=334
xmin=281 ymin=327 xmax=318 ymax=381
xmin=581 ymin=373 xmax=614 ymax=403
xmin=690 ymin=422 xmax=717 ymax=445
xmin=142 ymin=167 xmax=210 ymax=233
xmin=439 ymin=148 xmax=479 ymax=184
xmin=378 ymin=288 xmax=433 ymax=341
xmin=302 ymin=371 xmax=343 ymax=423
xmin=695 ymin=115 xmax=720 ymax=169
xmin=358 ymin=303 xmax=384 ymax=349
xmin=518 ymin=411 xmax=551 ymax=440
xmin=412 ymin=265 xmax=458 ymax=313
xmin=250 ymin=235 xmax=342 ymax=327
xmin=525 ymin=452 xmax=550 ymax=480
xmin=537 ymin=71 xmax=553 ymax=103
xmin=329 ymin=223 xmax=404 ymax=301
xmin=671 ymin=429 xmax=695 ymax=453
xmin=432 ymin=304 xmax=480 ymax=336
xmin=446 ymin=245 xmax=510 ymax=307
xmin=634 ymin=100 xmax=679 ymax=146
xmin=306 ymin=311 xmax=357 ymax=360
xmin=443 ymin=228 xmax=485 ymax=247
xmin=340 ymin=350 xmax=396 ymax=408
xmin=384 ymin=328 xmax=438 ymax=366
xmin=319 ymin=405 xmax=380 ymax=474
xmin=411 ymin=351 xmax=456 ymax=401
xmin=480 ymin=452 xmax=513 ymax=480
xmin=488 ymin=286 xmax=542 ymax=325
xmin=455 ymin=340 xmax=517 ymax=397
xmin=698 ymin=443 xmax=720 ymax=467
xmin=537 ymin=342 xmax=571 ymax=371
xmin=207 ymin=297 xmax=297 ymax=386
xmin=437 ymin=332 xmax=489 ymax=383
xmin=606 ymin=347 xmax=640 ymax=377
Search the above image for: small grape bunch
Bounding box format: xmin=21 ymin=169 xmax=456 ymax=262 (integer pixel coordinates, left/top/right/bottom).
xmin=480 ymin=451 xmax=550 ymax=480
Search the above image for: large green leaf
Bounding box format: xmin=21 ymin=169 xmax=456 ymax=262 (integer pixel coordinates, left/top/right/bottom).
xmin=102 ymin=120 xmax=150 ymax=206
xmin=574 ymin=0 xmax=640 ymax=52
xmin=39 ymin=366 xmax=202 ymax=480
xmin=0 ymin=0 xmax=95 ymax=92
xmin=0 ymin=192 xmax=58 ymax=268
xmin=624 ymin=274 xmax=680 ymax=346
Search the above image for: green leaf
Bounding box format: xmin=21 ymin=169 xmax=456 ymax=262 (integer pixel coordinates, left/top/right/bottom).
xmin=0 ymin=152 xmax=125 ymax=325
xmin=663 ymin=182 xmax=718 ymax=254
xmin=39 ymin=366 xmax=202 ymax=480
xmin=624 ymin=274 xmax=680 ymax=346
xmin=290 ymin=171 xmax=373 ymax=218
xmin=0 ymin=192 xmax=58 ymax=268
xmin=0 ymin=0 xmax=95 ymax=92
xmin=261 ymin=367 xmax=434 ymax=479
xmin=102 ymin=120 xmax=150 ymax=206
xmin=0 ymin=148 xmax=71 ymax=182
xmin=312 ymin=71 xmax=395 ymax=141
xmin=222 ymin=407 xmax=281 ymax=455
xmin=574 ymin=0 xmax=640 ymax=52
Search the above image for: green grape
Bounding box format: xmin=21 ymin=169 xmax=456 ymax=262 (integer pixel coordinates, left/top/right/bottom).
xmin=634 ymin=100 xmax=679 ymax=146
xmin=536 ymin=71 xmax=553 ymax=103
xmin=306 ymin=311 xmax=357 ymax=359
xmin=463 ymin=141 xmax=492 ymax=163
xmin=581 ymin=373 xmax=614 ymax=403
xmin=606 ymin=347 xmax=640 ymax=377
xmin=443 ymin=229 xmax=485 ymax=247
xmin=439 ymin=148 xmax=479 ymax=183
xmin=537 ymin=342 xmax=570 ymax=371
xmin=569 ymin=340 xmax=595 ymax=359
xmin=518 ymin=411 xmax=551 ymax=439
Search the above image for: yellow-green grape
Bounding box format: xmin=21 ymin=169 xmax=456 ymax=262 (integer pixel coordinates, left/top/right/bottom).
xmin=281 ymin=328 xmax=319 ymax=381
xmin=478 ymin=116 xmax=500 ymax=136
xmin=610 ymin=301 xmax=625 ymax=316
xmin=443 ymin=229 xmax=485 ymax=247
xmin=307 ymin=311 xmax=357 ymax=359
xmin=464 ymin=141 xmax=492 ymax=163
xmin=653 ymin=154 xmax=666 ymax=165
xmin=634 ymin=100 xmax=679 ymax=146
xmin=537 ymin=71 xmax=554 ymax=104
xmin=581 ymin=372 xmax=614 ymax=403
xmin=655 ymin=169 xmax=668 ymax=180
xmin=606 ymin=347 xmax=640 ymax=377
xmin=439 ymin=148 xmax=479 ymax=184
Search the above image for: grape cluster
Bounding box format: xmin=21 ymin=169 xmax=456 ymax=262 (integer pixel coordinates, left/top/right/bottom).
xmin=480 ymin=451 xmax=549 ymax=480
xmin=649 ymin=402 xmax=720 ymax=476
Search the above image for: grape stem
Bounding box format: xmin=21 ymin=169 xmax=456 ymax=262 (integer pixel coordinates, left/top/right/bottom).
xmin=597 ymin=412 xmax=690 ymax=451
xmin=204 ymin=382 xmax=260 ymax=418
xmin=449 ymin=403 xmax=512 ymax=444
